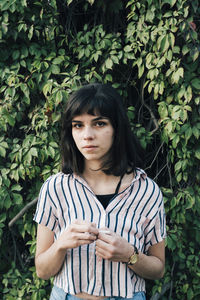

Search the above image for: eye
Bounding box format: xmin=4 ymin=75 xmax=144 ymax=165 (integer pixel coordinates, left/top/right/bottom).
xmin=95 ymin=121 xmax=107 ymax=127
xmin=72 ymin=123 xmax=82 ymax=129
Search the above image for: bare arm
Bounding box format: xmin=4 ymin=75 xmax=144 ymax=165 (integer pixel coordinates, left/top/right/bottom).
xmin=35 ymin=221 xmax=99 ymax=280
xmin=96 ymin=229 xmax=165 ymax=280
xmin=127 ymin=240 xmax=165 ymax=279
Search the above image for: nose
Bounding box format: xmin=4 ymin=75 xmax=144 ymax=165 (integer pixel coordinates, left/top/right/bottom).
xmin=83 ymin=126 xmax=95 ymax=140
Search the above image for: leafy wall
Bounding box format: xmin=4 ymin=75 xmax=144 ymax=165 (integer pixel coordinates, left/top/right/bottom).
xmin=0 ymin=0 xmax=200 ymax=299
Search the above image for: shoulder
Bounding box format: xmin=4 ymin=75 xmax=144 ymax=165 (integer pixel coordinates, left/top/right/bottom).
xmin=135 ymin=168 xmax=163 ymax=210
xmin=40 ymin=172 xmax=73 ymax=191
xmin=134 ymin=167 xmax=147 ymax=181
xmin=136 ymin=168 xmax=161 ymax=191
xmin=38 ymin=172 xmax=75 ymax=207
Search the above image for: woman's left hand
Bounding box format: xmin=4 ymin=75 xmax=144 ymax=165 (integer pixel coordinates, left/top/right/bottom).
xmin=96 ymin=228 xmax=166 ymax=280
xmin=95 ymin=228 xmax=134 ymax=263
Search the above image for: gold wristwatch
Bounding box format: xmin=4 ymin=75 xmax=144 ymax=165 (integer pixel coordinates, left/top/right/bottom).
xmin=127 ymin=246 xmax=139 ymax=265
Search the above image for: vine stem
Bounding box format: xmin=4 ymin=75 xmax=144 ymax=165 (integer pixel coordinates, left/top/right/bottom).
xmin=8 ymin=197 xmax=38 ymax=228
xmin=140 ymin=76 xmax=159 ymax=135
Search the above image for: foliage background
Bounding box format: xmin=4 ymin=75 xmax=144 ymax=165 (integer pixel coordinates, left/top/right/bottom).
xmin=0 ymin=0 xmax=200 ymax=299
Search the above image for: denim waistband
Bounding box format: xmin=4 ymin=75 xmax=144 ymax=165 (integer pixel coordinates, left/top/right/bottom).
xmin=49 ymin=285 xmax=146 ymax=300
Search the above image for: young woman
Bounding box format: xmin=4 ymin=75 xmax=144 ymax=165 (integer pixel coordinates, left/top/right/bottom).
xmin=34 ymin=83 xmax=166 ymax=300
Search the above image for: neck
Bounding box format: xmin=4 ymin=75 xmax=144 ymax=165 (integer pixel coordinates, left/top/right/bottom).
xmin=81 ymin=163 xmax=133 ymax=195
xmin=82 ymin=163 xmax=108 ymax=180
xmin=81 ymin=167 xmax=120 ymax=195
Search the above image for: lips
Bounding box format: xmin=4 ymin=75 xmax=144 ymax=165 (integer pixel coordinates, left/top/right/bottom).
xmin=82 ymin=145 xmax=98 ymax=152
xmin=83 ymin=145 xmax=97 ymax=149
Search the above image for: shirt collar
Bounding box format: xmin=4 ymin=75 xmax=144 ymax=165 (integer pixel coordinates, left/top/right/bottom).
xmin=72 ymin=168 xmax=147 ymax=188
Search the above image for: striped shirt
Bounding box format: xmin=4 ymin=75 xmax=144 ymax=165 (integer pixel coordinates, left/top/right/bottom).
xmin=34 ymin=168 xmax=166 ymax=298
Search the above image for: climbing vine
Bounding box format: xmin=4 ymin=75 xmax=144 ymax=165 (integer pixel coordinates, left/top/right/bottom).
xmin=0 ymin=0 xmax=200 ymax=299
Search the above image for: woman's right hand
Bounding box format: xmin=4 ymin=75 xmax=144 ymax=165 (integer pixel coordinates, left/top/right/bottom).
xmin=57 ymin=220 xmax=99 ymax=250
xmin=35 ymin=220 xmax=98 ymax=279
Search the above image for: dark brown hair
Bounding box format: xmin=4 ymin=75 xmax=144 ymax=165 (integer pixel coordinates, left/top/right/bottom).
xmin=61 ymin=83 xmax=144 ymax=175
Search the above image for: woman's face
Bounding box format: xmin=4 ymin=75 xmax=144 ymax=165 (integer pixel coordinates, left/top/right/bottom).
xmin=72 ymin=113 xmax=114 ymax=166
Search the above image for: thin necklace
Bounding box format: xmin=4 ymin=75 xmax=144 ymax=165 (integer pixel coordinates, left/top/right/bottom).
xmin=115 ymin=174 xmax=124 ymax=194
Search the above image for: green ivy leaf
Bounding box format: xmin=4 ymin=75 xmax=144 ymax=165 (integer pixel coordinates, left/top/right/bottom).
xmin=124 ymin=45 xmax=132 ymax=52
xmin=6 ymin=114 xmax=16 ymax=127
xmin=0 ymin=213 xmax=6 ymax=223
xmin=192 ymin=127 xmax=199 ymax=139
xmin=158 ymin=102 xmax=168 ymax=118
xmin=160 ymin=35 xmax=170 ymax=52
xmin=0 ymin=146 xmax=6 ymax=157
xmin=195 ymin=149 xmax=200 ymax=160
xmin=175 ymin=160 xmax=183 ymax=172
xmin=12 ymin=193 xmax=23 ymax=205
xmin=4 ymin=195 xmax=12 ymax=209
xmin=105 ymin=58 xmax=113 ymax=69
xmin=30 ymin=148 xmax=38 ymax=157
xmin=56 ymin=90 xmax=63 ymax=104
xmin=167 ymin=234 xmax=177 ymax=251
xmin=52 ymin=56 xmax=64 ymax=64
xmin=51 ymin=65 xmax=60 ymax=74
xmin=11 ymin=184 xmax=23 ymax=192
xmin=12 ymin=50 xmax=20 ymax=60
xmin=28 ymin=25 xmax=34 ymax=40
xmin=191 ymin=78 xmax=200 ymax=90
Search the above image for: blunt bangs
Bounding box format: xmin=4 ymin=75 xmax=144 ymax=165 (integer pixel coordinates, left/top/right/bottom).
xmin=66 ymin=85 xmax=117 ymax=126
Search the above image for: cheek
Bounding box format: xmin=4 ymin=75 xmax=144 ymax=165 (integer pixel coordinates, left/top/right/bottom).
xmin=104 ymin=129 xmax=114 ymax=145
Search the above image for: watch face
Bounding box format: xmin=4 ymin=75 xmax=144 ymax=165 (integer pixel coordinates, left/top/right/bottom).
xmin=129 ymin=254 xmax=138 ymax=264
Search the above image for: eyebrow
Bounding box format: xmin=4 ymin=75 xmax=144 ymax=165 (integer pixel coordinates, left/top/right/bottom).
xmin=72 ymin=116 xmax=109 ymax=123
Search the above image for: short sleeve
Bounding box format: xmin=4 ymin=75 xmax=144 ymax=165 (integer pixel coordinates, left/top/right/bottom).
xmin=33 ymin=177 xmax=58 ymax=232
xmin=144 ymin=190 xmax=166 ymax=253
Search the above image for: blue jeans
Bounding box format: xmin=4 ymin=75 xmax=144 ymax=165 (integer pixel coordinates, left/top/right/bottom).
xmin=50 ymin=285 xmax=146 ymax=300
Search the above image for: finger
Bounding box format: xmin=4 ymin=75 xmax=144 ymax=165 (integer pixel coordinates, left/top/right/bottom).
xmin=99 ymin=226 xmax=112 ymax=232
xmin=76 ymin=232 xmax=97 ymax=241
xmin=73 ymin=220 xmax=97 ymax=227
xmin=83 ymin=232 xmax=98 ymax=240
xmin=95 ymin=238 xmax=111 ymax=249
xmin=98 ymin=232 xmax=114 ymax=243
xmin=95 ymin=246 xmax=114 ymax=260
xmin=72 ymin=220 xmax=97 ymax=230
xmin=95 ymin=247 xmax=106 ymax=258
xmin=98 ymin=229 xmax=111 ymax=234
xmin=98 ymin=227 xmax=113 ymax=238
xmin=70 ymin=223 xmax=99 ymax=235
xmin=63 ymin=230 xmax=97 ymax=242
xmin=78 ymin=239 xmax=96 ymax=246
